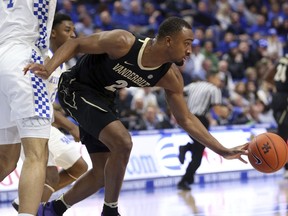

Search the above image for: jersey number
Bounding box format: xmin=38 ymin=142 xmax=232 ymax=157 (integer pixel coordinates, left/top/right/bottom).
xmin=105 ymin=80 xmax=128 ymax=92
xmin=274 ymin=64 xmax=288 ymax=83
xmin=7 ymin=0 xmax=14 ymax=8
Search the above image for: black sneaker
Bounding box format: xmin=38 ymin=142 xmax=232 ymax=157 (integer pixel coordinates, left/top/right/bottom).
xmin=177 ymin=181 xmax=191 ymax=191
xmin=37 ymin=202 xmax=59 ymax=216
xmin=11 ymin=199 xmax=19 ymax=211
xmin=178 ymin=145 xmax=187 ymax=164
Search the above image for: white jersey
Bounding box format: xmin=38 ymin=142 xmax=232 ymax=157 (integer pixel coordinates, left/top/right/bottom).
xmin=0 ymin=0 xmax=56 ymax=128
xmin=0 ymin=0 xmax=56 ymax=59
xmin=47 ymin=49 xmax=66 ymax=103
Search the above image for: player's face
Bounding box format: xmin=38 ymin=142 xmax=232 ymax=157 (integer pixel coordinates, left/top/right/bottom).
xmin=167 ymin=27 xmax=193 ymax=66
xmin=52 ymin=20 xmax=76 ymax=48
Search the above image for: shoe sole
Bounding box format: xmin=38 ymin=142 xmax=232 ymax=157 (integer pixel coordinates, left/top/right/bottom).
xmin=11 ymin=201 xmax=19 ymax=212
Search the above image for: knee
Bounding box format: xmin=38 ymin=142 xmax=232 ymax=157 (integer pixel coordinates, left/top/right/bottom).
xmin=113 ymin=137 xmax=133 ymax=158
xmin=24 ymin=146 xmax=48 ymax=164
xmin=68 ymin=158 xmax=88 ymax=178
xmin=109 ymin=134 xmax=133 ymax=153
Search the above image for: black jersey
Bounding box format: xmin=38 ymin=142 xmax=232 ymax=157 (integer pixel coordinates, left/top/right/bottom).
xmin=71 ymin=35 xmax=172 ymax=97
xmin=274 ymin=55 xmax=288 ymax=92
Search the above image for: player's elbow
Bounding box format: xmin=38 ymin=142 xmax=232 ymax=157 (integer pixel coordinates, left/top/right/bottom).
xmin=174 ymin=115 xmax=190 ymax=128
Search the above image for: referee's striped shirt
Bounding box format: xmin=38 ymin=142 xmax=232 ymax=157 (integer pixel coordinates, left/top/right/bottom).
xmin=184 ymin=81 xmax=222 ymax=116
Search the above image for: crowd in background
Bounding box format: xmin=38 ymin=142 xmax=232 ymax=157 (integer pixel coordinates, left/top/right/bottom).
xmin=55 ymin=0 xmax=288 ymax=131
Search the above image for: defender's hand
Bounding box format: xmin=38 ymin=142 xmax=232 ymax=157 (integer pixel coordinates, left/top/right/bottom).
xmin=23 ymin=63 xmax=50 ymax=79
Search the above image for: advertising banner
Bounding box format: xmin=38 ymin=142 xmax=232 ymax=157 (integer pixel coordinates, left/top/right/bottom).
xmin=0 ymin=125 xmax=268 ymax=191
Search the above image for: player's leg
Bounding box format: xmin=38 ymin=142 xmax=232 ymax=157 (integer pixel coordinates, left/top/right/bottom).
xmin=178 ymin=116 xmax=208 ymax=190
xmin=19 ymin=137 xmax=48 ymax=214
xmin=61 ymin=152 xmax=107 ymax=206
xmin=12 ymin=143 xmax=59 ymax=208
xmin=41 ymin=121 xmax=130 ymax=216
xmin=54 ymin=157 xmax=88 ymax=191
xmin=178 ymin=141 xmax=194 ymax=164
xmin=0 ymin=79 xmax=22 ymax=181
xmin=98 ymin=120 xmax=132 ymax=216
xmin=47 ymin=127 xmax=88 ymax=193
xmin=57 ymin=74 xmax=131 ymax=215
xmin=0 ymin=142 xmax=21 ymax=181
xmin=38 ymin=152 xmax=108 ymax=216
xmin=184 ymin=116 xmax=208 ymax=183
xmin=277 ymin=121 xmax=288 ymax=177
xmin=42 ymin=166 xmax=60 ymax=202
xmin=17 ymin=116 xmax=51 ymax=215
xmin=0 ymin=127 xmax=21 ymax=212
xmin=0 ymin=44 xmax=52 ymax=215
xmin=12 ymin=166 xmax=59 ymax=208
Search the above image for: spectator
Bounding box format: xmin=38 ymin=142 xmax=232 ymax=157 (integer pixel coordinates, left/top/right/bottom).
xmin=216 ymin=3 xmax=231 ymax=31
xmin=75 ymin=13 xmax=95 ymax=36
xmin=227 ymin=12 xmax=247 ymax=35
xmin=238 ymin=40 xmax=258 ymax=68
xmin=111 ymin=1 xmax=129 ymax=30
xmin=141 ymin=105 xmax=173 ymax=130
xmin=58 ymin=0 xmax=78 ymax=23
xmin=182 ymin=39 xmax=205 ymax=81
xmin=131 ymin=87 xmax=159 ymax=112
xmin=127 ymin=0 xmax=148 ymax=33
xmin=217 ymin=31 xmax=235 ymax=58
xmin=218 ymin=59 xmax=234 ymax=98
xmin=222 ymin=41 xmax=245 ymax=81
xmin=253 ymin=39 xmax=269 ymax=63
xmin=202 ymin=40 xmax=219 ymax=72
xmin=98 ymin=10 xmax=115 ymax=31
xmin=266 ymin=28 xmax=283 ymax=61
xmin=249 ymin=14 xmax=269 ymax=36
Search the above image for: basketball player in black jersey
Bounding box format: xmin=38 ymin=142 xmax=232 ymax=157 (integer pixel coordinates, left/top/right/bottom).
xmin=25 ymin=17 xmax=248 ymax=216
xmin=266 ymin=54 xmax=288 ymax=178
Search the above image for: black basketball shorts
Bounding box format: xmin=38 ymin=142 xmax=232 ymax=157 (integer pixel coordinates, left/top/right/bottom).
xmin=58 ymin=72 xmax=118 ymax=153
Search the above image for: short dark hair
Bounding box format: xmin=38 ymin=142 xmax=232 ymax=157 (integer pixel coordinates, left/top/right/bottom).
xmin=157 ymin=16 xmax=191 ymax=39
xmin=52 ymin=13 xmax=72 ymax=29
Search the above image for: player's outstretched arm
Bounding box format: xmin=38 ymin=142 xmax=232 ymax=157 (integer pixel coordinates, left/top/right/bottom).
xmin=24 ymin=29 xmax=134 ymax=79
xmin=157 ymin=64 xmax=248 ymax=163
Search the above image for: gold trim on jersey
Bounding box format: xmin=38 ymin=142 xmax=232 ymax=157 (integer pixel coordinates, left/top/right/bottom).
xmin=81 ymin=97 xmax=108 ymax=112
xmin=137 ymin=38 xmax=161 ymax=71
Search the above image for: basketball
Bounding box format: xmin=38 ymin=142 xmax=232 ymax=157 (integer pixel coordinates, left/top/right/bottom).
xmin=248 ymin=132 xmax=288 ymax=173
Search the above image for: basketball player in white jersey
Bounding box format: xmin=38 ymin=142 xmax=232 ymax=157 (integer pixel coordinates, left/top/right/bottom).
xmin=39 ymin=12 xmax=88 ymax=203
xmin=0 ymin=0 xmax=56 ymax=215
xmin=11 ymin=13 xmax=88 ymax=209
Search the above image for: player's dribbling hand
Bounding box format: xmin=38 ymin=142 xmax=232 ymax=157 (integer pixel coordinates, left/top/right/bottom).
xmin=23 ymin=63 xmax=50 ymax=79
xmin=222 ymin=143 xmax=249 ymax=164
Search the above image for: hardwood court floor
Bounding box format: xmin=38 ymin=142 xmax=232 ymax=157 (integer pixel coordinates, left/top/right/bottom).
xmin=1 ymin=175 xmax=288 ymax=216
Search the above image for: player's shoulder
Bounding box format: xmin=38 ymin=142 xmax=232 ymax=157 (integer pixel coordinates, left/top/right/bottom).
xmin=102 ymin=29 xmax=135 ymax=46
xmin=98 ymin=29 xmax=135 ymax=56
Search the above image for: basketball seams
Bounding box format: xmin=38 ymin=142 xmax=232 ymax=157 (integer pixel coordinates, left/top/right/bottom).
xmin=263 ymin=133 xmax=279 ymax=170
xmin=255 ymin=135 xmax=273 ymax=172
xmin=268 ymin=133 xmax=288 ymax=169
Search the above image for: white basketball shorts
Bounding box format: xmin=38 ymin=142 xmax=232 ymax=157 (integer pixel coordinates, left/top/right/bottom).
xmin=0 ymin=43 xmax=52 ymax=139
xmin=47 ymin=127 xmax=82 ymax=169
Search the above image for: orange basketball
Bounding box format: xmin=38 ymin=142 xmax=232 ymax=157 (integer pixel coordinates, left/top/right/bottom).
xmin=248 ymin=132 xmax=288 ymax=173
